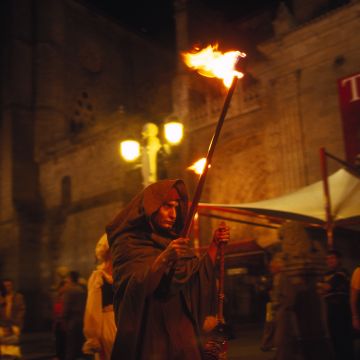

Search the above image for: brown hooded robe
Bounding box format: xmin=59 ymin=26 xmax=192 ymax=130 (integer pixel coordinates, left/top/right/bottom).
xmin=106 ymin=179 xmax=216 ymax=360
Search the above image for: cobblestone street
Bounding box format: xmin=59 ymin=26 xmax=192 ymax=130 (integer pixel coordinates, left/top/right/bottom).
xmin=20 ymin=323 xmax=272 ymax=360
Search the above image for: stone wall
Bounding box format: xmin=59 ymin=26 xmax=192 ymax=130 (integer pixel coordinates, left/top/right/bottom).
xmin=176 ymin=1 xmax=360 ymax=247
xmin=0 ymin=0 xmax=175 ymax=329
xmin=33 ymin=0 xmax=175 ymax=283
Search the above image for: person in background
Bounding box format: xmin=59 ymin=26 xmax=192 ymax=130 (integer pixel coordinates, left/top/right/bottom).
xmin=106 ymin=179 xmax=230 ymax=359
xmin=62 ymin=271 xmax=87 ymax=360
xmin=350 ymin=264 xmax=360 ymax=358
xmin=0 ymin=278 xmax=26 ymax=358
xmin=260 ymin=257 xmax=283 ymax=352
xmin=83 ymin=234 xmax=116 ymax=360
xmin=52 ymin=279 xmax=68 ymax=360
xmin=273 ymin=222 xmax=334 ymax=360
xmin=351 ymin=265 xmax=360 ymax=330
xmin=320 ymin=250 xmax=353 ymax=360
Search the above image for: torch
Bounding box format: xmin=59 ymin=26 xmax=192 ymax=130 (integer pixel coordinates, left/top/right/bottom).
xmin=173 ymin=45 xmax=245 ymax=360
xmin=180 ymin=44 xmax=246 ymax=237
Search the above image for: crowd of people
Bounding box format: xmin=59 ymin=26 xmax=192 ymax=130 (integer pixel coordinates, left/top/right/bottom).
xmin=259 ymin=248 xmax=360 ymax=360
xmin=49 ymin=179 xmax=229 ymax=360
xmin=45 ymin=224 xmax=360 ymax=360
xmin=1 ymin=178 xmax=359 ymax=360
xmin=51 ymin=236 xmax=116 ymax=360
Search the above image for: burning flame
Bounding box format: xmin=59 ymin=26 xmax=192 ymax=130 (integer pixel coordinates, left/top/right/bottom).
xmin=182 ymin=44 xmax=246 ymax=88
xmin=188 ymin=158 xmax=208 ymax=175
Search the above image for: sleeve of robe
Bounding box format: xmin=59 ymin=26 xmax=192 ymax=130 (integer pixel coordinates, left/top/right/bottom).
xmin=82 ymin=270 xmax=103 ymax=352
xmin=111 ymin=233 xmax=217 ymax=358
xmin=170 ymin=252 xmax=217 ymax=331
xmin=110 ymin=235 xmax=159 ymax=359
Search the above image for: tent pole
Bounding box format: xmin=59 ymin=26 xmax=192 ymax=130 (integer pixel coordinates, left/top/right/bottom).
xmin=320 ymin=147 xmax=334 ymax=249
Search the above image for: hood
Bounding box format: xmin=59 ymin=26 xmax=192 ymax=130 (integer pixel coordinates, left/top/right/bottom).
xmin=106 ymin=179 xmax=188 ymax=246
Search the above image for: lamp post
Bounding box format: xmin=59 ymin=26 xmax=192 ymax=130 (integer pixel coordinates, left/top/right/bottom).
xmin=120 ymin=120 xmax=184 ymax=187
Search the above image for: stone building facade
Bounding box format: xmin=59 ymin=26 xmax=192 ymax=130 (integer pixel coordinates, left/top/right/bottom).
xmin=0 ymin=0 xmax=359 ymax=328
xmin=0 ymin=0 xmax=175 ymax=328
xmin=173 ymin=0 xmax=360 ymax=247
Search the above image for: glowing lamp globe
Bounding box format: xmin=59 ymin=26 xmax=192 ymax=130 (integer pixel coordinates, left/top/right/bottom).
xmin=164 ymin=121 xmax=183 ymax=145
xmin=120 ymin=140 xmax=140 ymax=162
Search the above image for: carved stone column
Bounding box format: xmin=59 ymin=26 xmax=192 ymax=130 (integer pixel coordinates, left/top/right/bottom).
xmin=0 ymin=115 xmax=14 ymax=220
xmin=34 ymin=0 xmax=66 ymax=156
xmin=274 ymin=71 xmax=308 ymax=192
xmin=173 ymin=0 xmax=191 ymax=121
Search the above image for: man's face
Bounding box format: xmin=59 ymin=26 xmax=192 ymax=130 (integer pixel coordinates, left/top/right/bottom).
xmin=153 ymin=200 xmax=178 ymax=230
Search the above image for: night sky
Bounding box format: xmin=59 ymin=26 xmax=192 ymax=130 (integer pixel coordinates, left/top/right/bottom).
xmin=83 ymin=0 xmax=281 ymax=49
xmin=83 ymin=0 xmax=176 ymax=48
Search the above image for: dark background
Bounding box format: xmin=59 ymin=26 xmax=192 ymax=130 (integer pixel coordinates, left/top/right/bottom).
xmin=82 ymin=0 xmax=283 ymax=49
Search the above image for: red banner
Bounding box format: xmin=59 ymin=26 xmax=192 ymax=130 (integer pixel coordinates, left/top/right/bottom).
xmin=337 ymin=72 xmax=360 ymax=163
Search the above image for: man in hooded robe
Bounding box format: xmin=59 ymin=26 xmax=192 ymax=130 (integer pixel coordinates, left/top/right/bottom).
xmin=106 ymin=179 xmax=229 ymax=360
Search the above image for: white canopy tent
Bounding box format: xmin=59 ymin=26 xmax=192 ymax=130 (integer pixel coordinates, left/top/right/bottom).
xmin=199 ymin=168 xmax=360 ymax=230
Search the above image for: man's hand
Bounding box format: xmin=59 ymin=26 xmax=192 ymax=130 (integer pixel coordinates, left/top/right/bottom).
xmin=161 ymin=238 xmax=191 ymax=264
xmin=149 ymin=238 xmax=190 ymax=294
xmin=207 ymin=222 xmax=230 ymax=264
xmin=213 ymin=222 xmax=230 ymax=246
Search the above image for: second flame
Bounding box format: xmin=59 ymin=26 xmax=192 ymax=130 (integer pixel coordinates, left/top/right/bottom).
xmin=188 ymin=158 xmax=208 ymax=175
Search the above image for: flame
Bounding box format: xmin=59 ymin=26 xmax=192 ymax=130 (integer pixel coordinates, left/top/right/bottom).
xmin=188 ymin=157 xmax=208 ymax=175
xmin=182 ymin=44 xmax=246 ymax=88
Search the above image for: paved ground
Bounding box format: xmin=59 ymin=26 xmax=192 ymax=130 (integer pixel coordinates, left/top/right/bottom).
xmin=21 ymin=332 xmax=55 ymax=360
xmin=20 ymin=322 xmax=274 ymax=360
xmin=227 ymin=323 xmax=275 ymax=360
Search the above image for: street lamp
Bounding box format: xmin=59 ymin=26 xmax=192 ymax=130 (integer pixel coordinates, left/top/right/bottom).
xmin=164 ymin=121 xmax=183 ymax=145
xmin=119 ymin=140 xmax=140 ymax=162
xmin=120 ymin=120 xmax=184 ymax=187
